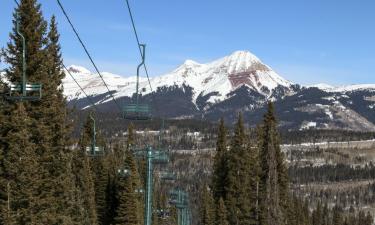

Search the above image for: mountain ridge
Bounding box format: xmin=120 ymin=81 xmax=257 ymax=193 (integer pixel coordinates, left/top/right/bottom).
xmin=2 ymin=50 xmax=375 ymax=131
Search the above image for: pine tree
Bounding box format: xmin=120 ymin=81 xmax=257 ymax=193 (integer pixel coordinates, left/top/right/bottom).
xmin=247 ymin=127 xmax=261 ymax=224
xmin=113 ymin=124 xmax=142 ymax=225
xmin=212 ymin=118 xmax=228 ymax=202
xmin=258 ymin=102 xmax=288 ymax=225
xmin=0 ymin=104 xmax=40 ymax=224
xmin=73 ymin=115 xmax=99 ymax=225
xmin=113 ymin=151 xmax=141 ymax=225
xmin=1 ymin=0 xmax=78 ymax=223
xmin=29 ymin=14 xmax=79 ymax=224
xmin=216 ymin=198 xmax=229 ymax=225
xmin=225 ymin=113 xmax=253 ymax=225
xmin=199 ymin=185 xmax=214 ymax=225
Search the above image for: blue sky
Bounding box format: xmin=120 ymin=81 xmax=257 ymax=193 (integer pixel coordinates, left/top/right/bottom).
xmin=1 ymin=0 xmax=375 ymax=85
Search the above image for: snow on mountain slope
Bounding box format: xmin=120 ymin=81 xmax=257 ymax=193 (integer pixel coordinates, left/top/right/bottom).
xmin=63 ymin=50 xmax=293 ymax=104
xmin=307 ymin=83 xmax=375 ymax=93
xmin=63 ymin=65 xmax=148 ymax=102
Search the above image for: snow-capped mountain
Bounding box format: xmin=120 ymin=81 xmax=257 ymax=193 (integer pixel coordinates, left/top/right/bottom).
xmin=63 ymin=50 xmax=293 ymax=105
xmin=60 ymin=50 xmax=375 ymax=131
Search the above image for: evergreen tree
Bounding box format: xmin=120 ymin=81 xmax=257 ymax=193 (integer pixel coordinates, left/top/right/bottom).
xmin=258 ymin=102 xmax=288 ymax=225
xmin=1 ymin=0 xmax=77 ymax=223
xmin=225 ymin=113 xmax=253 ymax=225
xmin=113 ymin=124 xmax=142 ymax=225
xmin=247 ymin=127 xmax=261 ymax=224
xmin=216 ymin=198 xmax=229 ymax=225
xmin=212 ymin=118 xmax=228 ymax=202
xmin=113 ymin=151 xmax=141 ymax=225
xmin=74 ymin=115 xmax=99 ymax=225
xmin=199 ymin=185 xmax=214 ymax=225
xmin=0 ymin=104 xmax=40 ymax=224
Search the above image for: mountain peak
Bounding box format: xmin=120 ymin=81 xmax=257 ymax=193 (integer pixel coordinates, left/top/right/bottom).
xmin=67 ymin=65 xmax=91 ymax=75
xmin=183 ymin=59 xmax=200 ymax=66
xmin=227 ymin=50 xmax=260 ymax=62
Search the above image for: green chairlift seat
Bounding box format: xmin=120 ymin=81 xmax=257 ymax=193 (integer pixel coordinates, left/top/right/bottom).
xmin=6 ymin=12 xmax=42 ymax=101
xmin=7 ymin=83 xmax=42 ymax=101
xmin=86 ymin=146 xmax=104 ymax=157
xmin=153 ymin=150 xmax=169 ymax=164
xmin=169 ymin=190 xmax=191 ymax=225
xmin=123 ymin=103 xmax=151 ymax=120
xmin=123 ymin=44 xmax=152 ymax=121
xmin=160 ymin=171 xmax=176 ymax=181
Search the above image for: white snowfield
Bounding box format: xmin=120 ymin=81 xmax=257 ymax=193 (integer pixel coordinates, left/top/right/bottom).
xmin=62 ymin=50 xmax=293 ymax=104
xmin=307 ymin=83 xmax=375 ymax=93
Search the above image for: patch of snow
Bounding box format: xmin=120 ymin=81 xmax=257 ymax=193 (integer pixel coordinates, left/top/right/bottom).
xmin=307 ymin=83 xmax=335 ymax=91
xmin=308 ymin=83 xmax=375 ymax=93
xmin=300 ymin=121 xmax=317 ymax=130
xmin=323 ymin=96 xmax=335 ymax=101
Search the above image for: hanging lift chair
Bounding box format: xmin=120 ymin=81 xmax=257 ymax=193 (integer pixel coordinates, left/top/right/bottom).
xmin=123 ymin=44 xmax=151 ymax=120
xmin=7 ymin=11 xmax=42 ymax=101
xmin=86 ymin=113 xmax=104 ymax=157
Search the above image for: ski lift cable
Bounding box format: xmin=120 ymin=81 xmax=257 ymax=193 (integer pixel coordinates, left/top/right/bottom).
xmin=56 ymin=0 xmax=122 ymax=112
xmin=124 ymin=0 xmax=153 ymax=92
xmin=123 ymin=0 xmax=166 ymax=131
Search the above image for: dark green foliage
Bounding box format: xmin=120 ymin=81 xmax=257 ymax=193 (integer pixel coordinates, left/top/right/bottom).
xmin=0 ymin=104 xmax=40 ymax=224
xmin=113 ymin=124 xmax=142 ymax=225
xmin=215 ymin=198 xmax=229 ymax=225
xmin=258 ymin=102 xmax=288 ymax=225
xmin=199 ymin=185 xmax=214 ymax=225
xmin=113 ymin=173 xmax=139 ymax=225
xmin=0 ymin=0 xmax=79 ymax=223
xmin=225 ymin=113 xmax=254 ymax=225
xmin=113 ymin=151 xmax=141 ymax=225
xmin=212 ymin=118 xmax=228 ymax=202
xmin=74 ymin=116 xmax=99 ymax=224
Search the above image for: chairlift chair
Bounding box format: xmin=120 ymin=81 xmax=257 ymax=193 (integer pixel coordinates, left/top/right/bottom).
xmin=6 ymin=12 xmax=42 ymax=101
xmin=86 ymin=146 xmax=104 ymax=157
xmin=160 ymin=171 xmax=176 ymax=181
xmin=152 ymin=150 xmax=169 ymax=164
xmin=123 ymin=44 xmax=151 ymax=120
xmin=86 ymin=113 xmax=104 ymax=157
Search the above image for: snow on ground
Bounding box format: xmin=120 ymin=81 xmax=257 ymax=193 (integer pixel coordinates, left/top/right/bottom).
xmin=300 ymin=121 xmax=317 ymax=130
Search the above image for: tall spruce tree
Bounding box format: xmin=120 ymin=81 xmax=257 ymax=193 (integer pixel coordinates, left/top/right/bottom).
xmin=225 ymin=113 xmax=252 ymax=225
xmin=216 ymin=198 xmax=229 ymax=225
xmin=212 ymin=118 xmax=228 ymax=202
xmin=74 ymin=115 xmax=100 ymax=225
xmin=199 ymin=185 xmax=214 ymax=225
xmin=258 ymin=102 xmax=288 ymax=225
xmin=113 ymin=124 xmax=142 ymax=225
xmin=113 ymin=151 xmax=141 ymax=225
xmin=246 ymin=129 xmax=261 ymax=225
xmin=1 ymin=0 xmax=78 ymax=223
xmin=0 ymin=104 xmax=40 ymax=224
